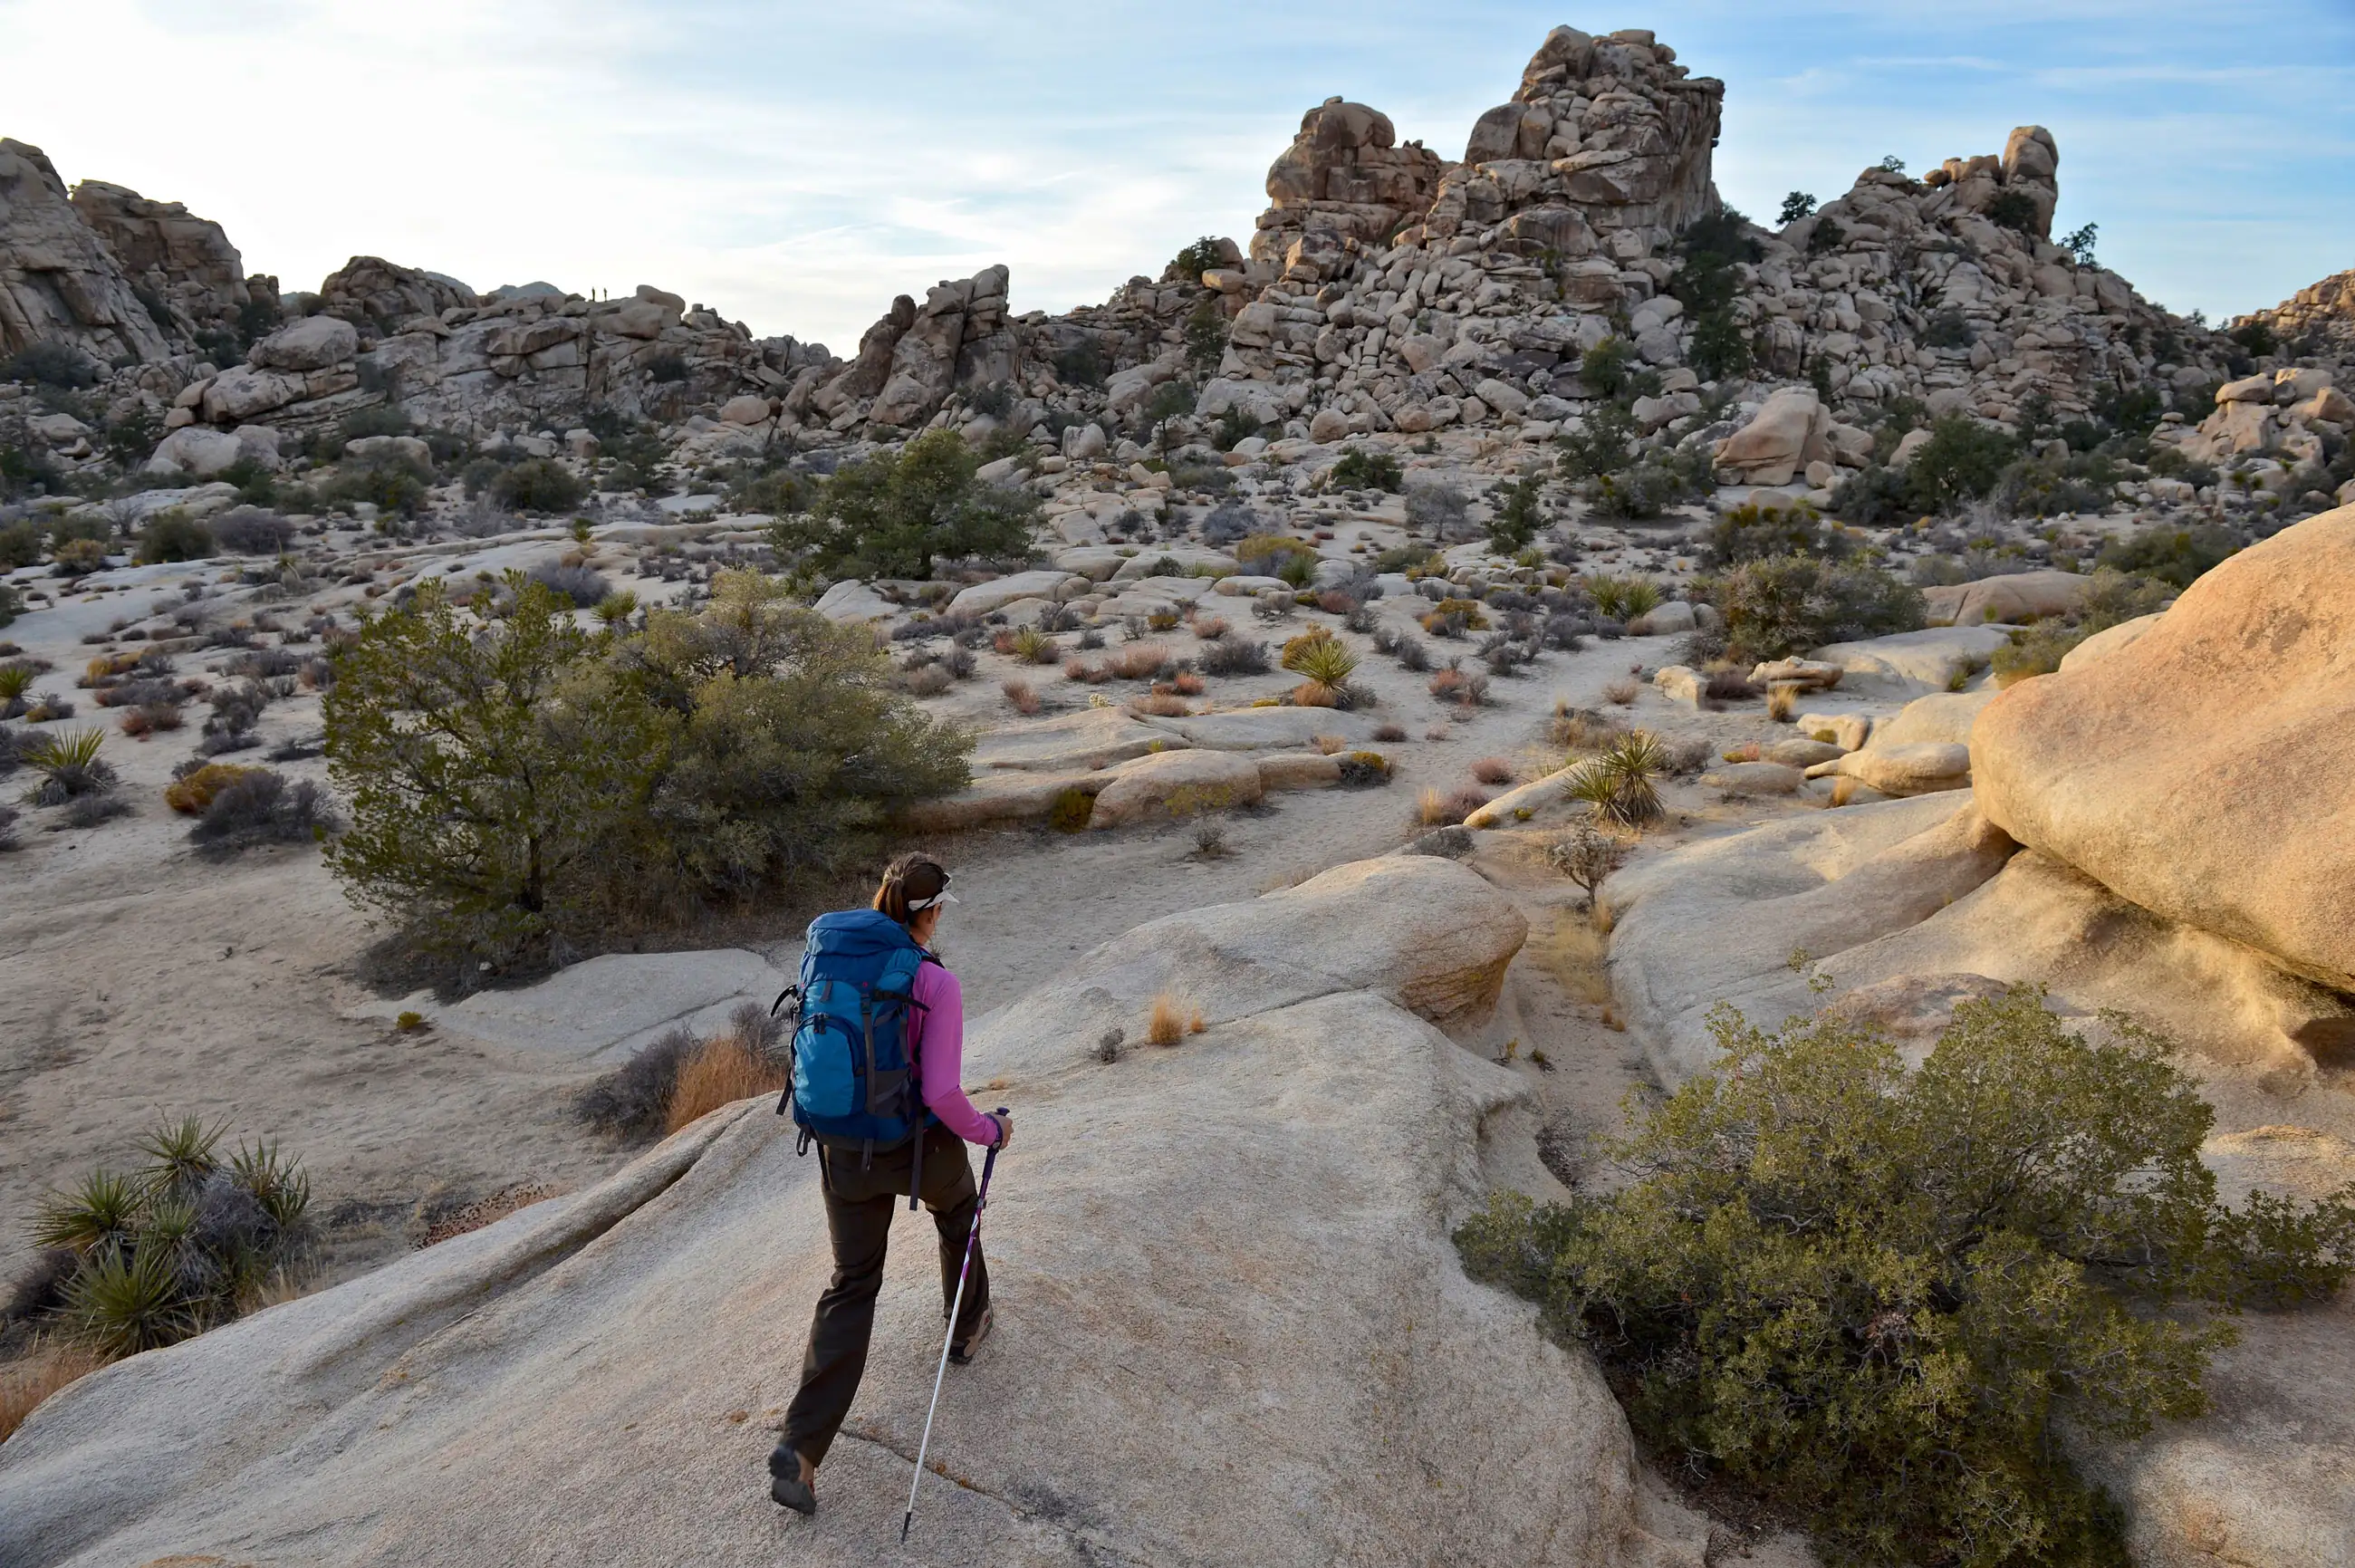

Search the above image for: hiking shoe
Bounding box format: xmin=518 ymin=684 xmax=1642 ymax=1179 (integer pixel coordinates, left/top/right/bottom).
xmin=768 ymin=1444 xmax=816 ymax=1515
xmin=949 ymin=1306 xmax=992 ymax=1366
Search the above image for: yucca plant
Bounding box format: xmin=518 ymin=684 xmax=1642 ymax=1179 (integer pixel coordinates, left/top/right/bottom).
xmin=65 ymin=1246 xmax=192 ymax=1359
xmin=32 ymin=1169 xmax=142 ymax=1255
xmin=0 ymin=664 xmax=34 ymax=704
xmin=24 ymin=726 xmax=115 ymax=803
xmin=1283 ymin=636 xmax=1360 ymax=688
xmin=1564 ymin=730 xmax=1668 ymax=827
xmin=139 ymin=1117 xmax=226 ymax=1201
xmin=228 ymin=1139 xmax=312 ymax=1235
xmin=1009 ymin=626 xmax=1061 ymax=665
xmin=592 ymin=590 xmax=639 ymax=627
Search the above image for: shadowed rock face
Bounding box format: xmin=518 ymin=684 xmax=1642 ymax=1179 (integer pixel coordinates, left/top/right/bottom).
xmin=0 ymin=139 xmax=175 ymax=363
xmin=0 ymin=855 xmax=1717 ymax=1568
xmin=67 ymin=178 xmax=255 ymax=344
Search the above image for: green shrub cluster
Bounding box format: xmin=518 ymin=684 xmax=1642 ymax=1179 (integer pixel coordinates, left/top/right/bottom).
xmin=770 ymin=429 xmax=1039 ymax=580
xmin=1703 ymin=498 xmax=1853 ymax=567
xmin=1990 ymin=567 xmax=2174 ymax=684
xmin=1669 ymin=210 xmax=1761 ymax=381
xmin=1697 ymin=553 xmax=1925 ymax=663
xmin=27 ymin=1117 xmax=311 ymax=1359
xmin=1328 ymin=446 xmax=1403 ymax=492
xmin=1457 ymin=988 xmax=2355 ymax=1568
xmin=323 ymin=570 xmax=971 ymax=975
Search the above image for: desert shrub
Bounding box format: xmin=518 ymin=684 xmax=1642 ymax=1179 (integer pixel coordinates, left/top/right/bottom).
xmin=1984 ymin=188 xmax=2042 ymax=233
xmin=576 ymin=1026 xmax=698 ymax=1140
xmin=23 ymin=726 xmax=115 ymax=803
xmin=1700 ymin=555 xmax=1926 ymax=664
xmin=134 ymin=510 xmax=214 ymax=563
xmin=1002 ymin=678 xmax=1041 ymax=715
xmin=1402 ymin=479 xmax=1469 ymax=539
xmin=210 ymin=506 xmax=296 ymax=555
xmin=1578 ymin=335 xmax=1635 ymax=399
xmin=773 ymin=429 xmax=1038 ymax=580
xmin=322 ymin=454 xmax=430 ymax=519
xmin=324 ymin=570 xmax=970 ymax=974
xmin=188 ymin=767 xmax=339 ymax=851
xmin=166 ymin=761 xmax=258 ymax=814
xmin=1427 ymin=667 xmax=1490 ymax=707
xmin=665 ymin=1005 xmax=791 ymax=1132
xmin=1582 ymin=574 xmax=1660 ymax=620
xmin=4 ymin=341 xmax=99 ymax=388
xmin=1908 ymin=415 xmax=2016 ymax=511
xmin=26 ymin=1118 xmax=310 ymax=1361
xmin=1456 ymin=988 xmax=2355 ymax=1568
xmin=1547 ymin=820 xmax=1629 ymax=905
xmin=64 ymin=792 xmax=132 ymax=827
xmin=2094 ymin=524 xmax=2237 ymax=589
xmin=1488 ymin=476 xmax=1544 ymax=552
xmin=1328 ymin=447 xmax=1403 ymax=493
xmin=1922 ymin=307 xmax=1975 ymax=349
xmin=1562 ymin=730 xmax=1667 ymax=827
xmin=1336 ymin=750 xmax=1390 ymax=787
xmin=528 ymin=561 xmax=610 ymax=607
xmin=1704 ymin=499 xmax=1850 ymax=567
xmin=1471 ymin=756 xmax=1514 ymax=785
xmin=489 ymin=458 xmax=586 ymax=515
xmin=1145 ymin=992 xmax=1205 ymax=1046
xmin=1990 ymin=568 xmax=2173 ymax=685
xmin=1197 ymin=637 xmax=1269 ymax=677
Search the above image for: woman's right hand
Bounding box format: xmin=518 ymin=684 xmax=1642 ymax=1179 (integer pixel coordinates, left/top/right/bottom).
xmin=989 ymin=1112 xmax=1014 ymax=1152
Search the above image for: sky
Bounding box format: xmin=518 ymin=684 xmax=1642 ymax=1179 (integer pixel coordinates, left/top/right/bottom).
xmin=5 ymin=1 xmax=2350 ymax=354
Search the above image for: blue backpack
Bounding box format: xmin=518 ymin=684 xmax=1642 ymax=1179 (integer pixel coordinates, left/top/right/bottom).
xmin=774 ymin=909 xmax=937 ymax=1193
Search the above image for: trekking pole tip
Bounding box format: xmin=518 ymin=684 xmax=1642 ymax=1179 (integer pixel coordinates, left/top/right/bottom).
xmin=900 ymin=1509 xmax=913 ymax=1543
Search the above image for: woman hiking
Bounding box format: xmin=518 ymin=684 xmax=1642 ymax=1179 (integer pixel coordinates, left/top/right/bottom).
xmin=770 ymin=853 xmax=1011 ymax=1516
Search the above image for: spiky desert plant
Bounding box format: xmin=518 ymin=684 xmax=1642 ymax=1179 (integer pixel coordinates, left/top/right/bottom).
xmin=0 ymin=664 xmax=34 ymax=705
xmin=1283 ymin=634 xmax=1360 ymax=702
xmin=32 ymin=1169 xmax=142 ymax=1255
xmin=1009 ymin=626 xmax=1061 ymax=665
xmin=1565 ymin=731 xmax=1668 ymax=828
xmin=24 ymin=726 xmax=115 ymax=803
xmin=138 ymin=1117 xmax=226 ymax=1202
xmin=226 ymin=1140 xmax=312 ymax=1236
xmin=64 ymin=1246 xmax=191 ymax=1358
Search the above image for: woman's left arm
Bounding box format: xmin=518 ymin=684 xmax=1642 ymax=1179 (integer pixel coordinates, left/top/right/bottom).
xmin=913 ymin=965 xmax=1004 ymax=1147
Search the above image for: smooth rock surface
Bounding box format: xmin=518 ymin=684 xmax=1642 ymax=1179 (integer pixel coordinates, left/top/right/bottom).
xmin=1973 ymin=507 xmax=2355 ymax=991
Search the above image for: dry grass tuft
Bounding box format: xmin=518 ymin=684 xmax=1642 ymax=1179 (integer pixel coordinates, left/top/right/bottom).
xmin=1146 ymin=991 xmax=1204 ymax=1046
xmin=1191 ymin=615 xmax=1230 ymax=640
xmin=1002 ymin=678 xmax=1042 ymax=716
xmin=1767 ymin=683 xmax=1800 ymax=722
xmin=1601 ymin=677 xmax=1641 ymax=706
xmin=0 ymin=1342 xmax=104 ymax=1445
xmin=1471 ymin=755 xmax=1514 ymax=785
xmin=1110 ymin=642 xmax=1171 ymax=681
xmin=664 ymin=1033 xmax=789 ymax=1132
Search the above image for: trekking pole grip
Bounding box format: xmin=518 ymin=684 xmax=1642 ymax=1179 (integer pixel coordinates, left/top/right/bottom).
xmin=980 ymin=1107 xmax=1010 ymax=1184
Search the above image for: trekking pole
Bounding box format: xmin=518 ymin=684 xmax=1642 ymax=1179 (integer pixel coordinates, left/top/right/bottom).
xmin=901 ymin=1108 xmax=1008 ymax=1544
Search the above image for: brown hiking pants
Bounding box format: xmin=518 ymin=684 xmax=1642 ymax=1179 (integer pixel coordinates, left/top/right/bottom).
xmin=779 ymin=1121 xmax=990 ymax=1467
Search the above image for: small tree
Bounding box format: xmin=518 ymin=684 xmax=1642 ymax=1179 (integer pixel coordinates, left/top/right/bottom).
xmin=1547 ymin=821 xmax=1628 ymax=906
xmin=1701 ymin=554 xmax=1926 ymax=664
xmin=1457 ymin=988 xmax=2355 ymax=1568
xmin=1777 ymin=191 xmax=1817 ymax=226
xmin=772 ymin=429 xmax=1038 ymax=580
xmin=1488 ymin=475 xmax=1544 ymax=553
xmin=324 ymin=578 xmax=669 ymax=968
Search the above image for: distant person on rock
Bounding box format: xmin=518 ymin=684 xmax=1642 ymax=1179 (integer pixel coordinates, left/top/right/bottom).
xmin=769 ymin=852 xmax=1011 ymax=1517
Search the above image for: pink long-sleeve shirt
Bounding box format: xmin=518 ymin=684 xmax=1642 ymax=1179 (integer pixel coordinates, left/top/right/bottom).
xmin=912 ymin=961 xmax=999 ymax=1147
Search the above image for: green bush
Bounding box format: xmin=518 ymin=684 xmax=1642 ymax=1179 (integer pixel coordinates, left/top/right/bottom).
xmin=1488 ymin=475 xmax=1543 ymax=552
xmin=1186 ymin=297 xmax=1227 ymax=375
xmin=1144 ymin=380 xmax=1197 ymax=425
xmin=772 ymin=429 xmax=1037 ymax=580
xmin=1777 ymin=191 xmax=1816 ymax=225
xmin=135 ymin=509 xmax=215 ymax=563
xmin=28 ymin=1117 xmax=311 ymax=1360
xmin=1990 ymin=567 xmax=2174 ymax=684
xmin=1328 ymin=446 xmax=1403 ymax=493
xmin=1169 ymin=236 xmax=1226 ymax=280
xmin=1985 ymin=188 xmax=2042 ymax=233
xmin=0 ymin=516 xmax=42 ymax=569
xmin=1700 ymin=553 xmax=1926 ymax=663
xmin=1908 ymin=415 xmax=2016 ymax=511
xmin=1704 ymin=498 xmax=1850 ymax=567
xmin=323 ymin=570 xmax=971 ymax=973
xmin=2095 ymin=524 xmax=2238 ymax=588
xmin=3 ymin=341 xmax=98 ymax=389
xmin=1578 ymin=336 xmax=1635 ymax=399
xmin=1457 ymin=988 xmax=2355 ymax=1568
xmin=490 ymin=457 xmax=587 ymax=515
xmin=0 ymin=581 xmax=19 ymax=630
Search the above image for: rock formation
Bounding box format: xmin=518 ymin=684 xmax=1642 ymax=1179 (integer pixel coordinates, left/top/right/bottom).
xmin=0 ymin=855 xmax=1718 ymax=1568
xmin=65 ymin=178 xmax=263 ymax=351
xmin=2240 ymin=266 xmax=2355 ymax=355
xmin=0 ymin=140 xmax=173 ymax=365
xmin=1252 ymin=97 xmax=1445 ymax=281
xmin=1972 ymin=504 xmax=2355 ymax=996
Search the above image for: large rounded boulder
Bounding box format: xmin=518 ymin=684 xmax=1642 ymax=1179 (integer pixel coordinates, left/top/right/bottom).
xmin=1972 ymin=507 xmax=2355 ymax=991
